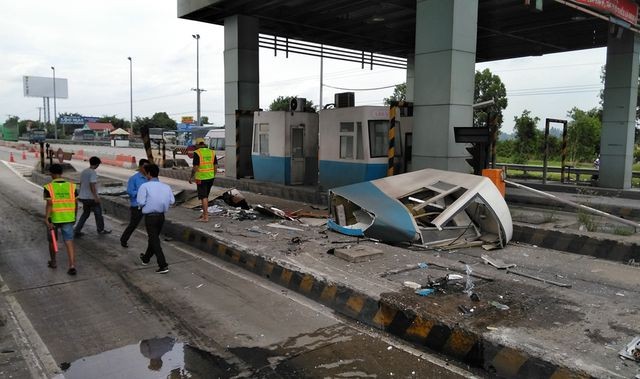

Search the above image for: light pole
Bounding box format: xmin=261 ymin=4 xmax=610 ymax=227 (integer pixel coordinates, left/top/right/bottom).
xmin=127 ymin=57 xmax=133 ymax=135
xmin=51 ymin=66 xmax=57 ymax=139
xmin=192 ymin=34 xmax=201 ymax=126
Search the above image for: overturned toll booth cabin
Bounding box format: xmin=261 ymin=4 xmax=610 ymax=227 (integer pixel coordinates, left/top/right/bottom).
xmin=178 ymin=0 xmax=640 ymax=190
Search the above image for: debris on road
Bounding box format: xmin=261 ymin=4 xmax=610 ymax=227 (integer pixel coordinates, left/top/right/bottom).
xmin=254 ymin=204 xmax=295 ymax=220
xmin=619 ymin=336 xmax=640 ymax=361
xmin=403 ymin=281 xmax=422 ymax=290
xmin=415 ymin=288 xmax=435 ymax=296
xmin=380 ymin=262 xmax=428 ymax=278
xmin=481 ymin=254 xmax=516 ymax=269
xmin=489 ymin=301 xmax=510 ymax=311
xmin=334 ymin=245 xmax=383 ymax=263
xmin=327 ymin=168 xmax=512 ymax=247
xmin=266 ymin=223 xmax=304 ymax=232
xmin=506 ymin=269 xmax=572 ymax=288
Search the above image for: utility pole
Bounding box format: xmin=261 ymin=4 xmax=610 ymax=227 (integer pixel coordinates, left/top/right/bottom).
xmin=51 ymin=66 xmax=57 ymax=139
xmin=127 ymin=57 xmax=133 ymax=135
xmin=192 ymin=34 xmax=202 ymax=126
xmin=37 ymin=107 xmax=43 ymax=123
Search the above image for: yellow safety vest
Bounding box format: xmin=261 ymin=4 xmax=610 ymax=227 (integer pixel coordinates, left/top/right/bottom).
xmin=45 ymin=179 xmax=76 ymax=224
xmin=194 ymin=148 xmax=215 ymax=180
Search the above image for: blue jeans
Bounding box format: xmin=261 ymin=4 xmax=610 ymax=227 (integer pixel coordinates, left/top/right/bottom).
xmin=74 ymin=199 xmax=106 ymax=233
xmin=48 ymin=222 xmax=75 ymax=242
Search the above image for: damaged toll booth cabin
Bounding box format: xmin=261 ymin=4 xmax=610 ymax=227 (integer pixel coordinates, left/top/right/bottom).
xmin=318 ymin=103 xmax=413 ymax=190
xmin=251 ymin=108 xmax=319 ymax=185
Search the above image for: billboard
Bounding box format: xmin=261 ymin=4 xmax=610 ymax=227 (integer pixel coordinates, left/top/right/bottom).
xmin=574 ymin=0 xmax=638 ymax=25
xmin=23 ymin=76 xmax=69 ymax=98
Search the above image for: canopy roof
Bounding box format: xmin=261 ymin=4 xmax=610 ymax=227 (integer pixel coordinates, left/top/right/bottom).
xmin=109 ymin=128 xmax=130 ymax=135
xmin=178 ymin=0 xmax=638 ymax=62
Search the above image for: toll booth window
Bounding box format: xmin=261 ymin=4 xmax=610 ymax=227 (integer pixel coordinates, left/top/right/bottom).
xmin=339 ymin=122 xmax=355 ymax=159
xmin=254 ymin=123 xmax=269 ymax=155
xmin=368 ymin=120 xmax=389 ymax=157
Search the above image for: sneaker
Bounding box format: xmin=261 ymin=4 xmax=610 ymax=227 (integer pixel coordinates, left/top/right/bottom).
xmin=139 ymin=254 xmax=149 ymax=266
xmin=67 ymin=268 xmax=77 ymax=276
xmin=98 ymin=229 xmax=112 ymax=235
xmin=120 ymin=240 xmax=128 ymax=248
xmin=74 ymin=231 xmax=84 ymax=238
xmin=156 ymin=267 xmax=169 ymax=274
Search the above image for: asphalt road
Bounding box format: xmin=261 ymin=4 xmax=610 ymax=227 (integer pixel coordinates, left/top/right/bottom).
xmin=0 ymin=154 xmax=481 ymax=377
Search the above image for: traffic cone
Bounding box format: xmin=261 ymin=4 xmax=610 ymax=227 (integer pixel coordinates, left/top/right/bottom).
xmin=22 ymin=151 xmax=26 ymax=160
xmin=9 ymin=153 xmax=15 ymax=163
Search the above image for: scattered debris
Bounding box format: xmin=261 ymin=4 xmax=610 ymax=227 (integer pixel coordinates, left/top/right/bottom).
xmin=458 ymin=304 xmax=475 ymax=316
xmin=334 ymin=245 xmax=383 ymax=263
xmin=403 ymin=281 xmax=422 ymax=290
xmin=506 ymin=269 xmax=572 ymax=288
xmin=490 ymin=301 xmax=510 ymax=311
xmin=266 ymin=223 xmax=304 ymax=232
xmin=219 ymin=189 xmax=250 ymax=209
xmin=254 ymin=204 xmax=295 ymax=220
xmin=327 ymin=168 xmax=512 ymax=247
xmin=380 ymin=262 xmax=429 ymax=278
xmin=470 ymin=293 xmax=480 ymax=302
xmin=616 ymin=292 xmax=625 ymax=297
xmin=447 ymin=274 xmax=464 ymax=280
xmin=619 ymin=336 xmax=640 ymax=361
xmin=481 ymin=254 xmax=516 ymax=269
xmin=415 ymin=288 xmax=435 ymax=297
xmin=298 ymin=217 xmax=327 ymax=226
xmin=463 ymin=264 xmax=474 ymax=295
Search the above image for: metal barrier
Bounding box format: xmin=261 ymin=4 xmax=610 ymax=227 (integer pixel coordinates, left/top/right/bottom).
xmin=497 ymin=163 xmax=640 ymax=183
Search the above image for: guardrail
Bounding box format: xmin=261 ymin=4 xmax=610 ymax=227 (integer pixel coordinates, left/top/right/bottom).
xmin=496 ymin=163 xmax=640 ymax=182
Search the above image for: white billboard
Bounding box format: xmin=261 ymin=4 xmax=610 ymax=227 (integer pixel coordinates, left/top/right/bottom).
xmin=23 ymin=76 xmax=69 ymax=98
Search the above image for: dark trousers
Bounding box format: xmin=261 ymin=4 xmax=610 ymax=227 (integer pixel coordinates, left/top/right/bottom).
xmin=120 ymin=207 xmax=143 ymax=244
xmin=74 ymin=199 xmax=105 ymax=233
xmin=142 ymin=214 xmax=167 ymax=268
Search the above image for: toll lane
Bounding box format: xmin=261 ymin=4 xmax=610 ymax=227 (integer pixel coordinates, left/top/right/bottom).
xmin=0 ymin=160 xmax=480 ymax=378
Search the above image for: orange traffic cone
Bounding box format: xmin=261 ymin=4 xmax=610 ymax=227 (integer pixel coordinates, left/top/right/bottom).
xmin=9 ymin=153 xmax=15 ymax=163
xmin=22 ymin=151 xmax=26 ymax=160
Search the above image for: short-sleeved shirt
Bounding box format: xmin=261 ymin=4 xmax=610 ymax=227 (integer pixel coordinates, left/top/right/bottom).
xmin=78 ymin=168 xmax=98 ymax=199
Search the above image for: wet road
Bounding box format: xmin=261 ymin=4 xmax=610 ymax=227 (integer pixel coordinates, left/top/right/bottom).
xmin=0 ymin=158 xmax=481 ymax=378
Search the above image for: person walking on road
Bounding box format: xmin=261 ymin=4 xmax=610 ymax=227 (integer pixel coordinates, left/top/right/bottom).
xmin=74 ymin=156 xmax=112 ymax=236
xmin=44 ymin=164 xmax=79 ymax=275
xmin=189 ymin=137 xmax=217 ymax=222
xmin=137 ymin=164 xmax=175 ymax=274
xmin=120 ymin=158 xmax=149 ymax=247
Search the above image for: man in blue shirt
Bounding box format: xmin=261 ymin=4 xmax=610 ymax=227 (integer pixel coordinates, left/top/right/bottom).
xmin=120 ymin=159 xmax=149 ymax=247
xmin=136 ymin=164 xmax=175 ymax=274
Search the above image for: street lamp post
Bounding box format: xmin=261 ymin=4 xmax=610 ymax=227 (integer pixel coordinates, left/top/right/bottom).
xmin=192 ymin=34 xmax=201 ymax=126
xmin=127 ymin=57 xmax=133 ymax=135
xmin=51 ymin=66 xmax=57 ymax=139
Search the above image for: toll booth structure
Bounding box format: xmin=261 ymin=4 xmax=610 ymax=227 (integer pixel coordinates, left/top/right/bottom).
xmin=251 ymin=110 xmax=319 ymax=185
xmin=318 ymin=106 xmax=413 ymax=190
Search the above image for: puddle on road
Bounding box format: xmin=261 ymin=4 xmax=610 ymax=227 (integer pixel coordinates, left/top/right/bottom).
xmin=53 ymin=337 xmax=238 ymax=379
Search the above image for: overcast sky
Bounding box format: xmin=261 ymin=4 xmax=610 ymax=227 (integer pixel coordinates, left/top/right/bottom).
xmin=0 ymin=0 xmax=606 ymax=133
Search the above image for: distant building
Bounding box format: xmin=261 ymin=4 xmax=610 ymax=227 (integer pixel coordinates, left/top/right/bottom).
xmin=85 ymin=122 xmax=114 ymax=138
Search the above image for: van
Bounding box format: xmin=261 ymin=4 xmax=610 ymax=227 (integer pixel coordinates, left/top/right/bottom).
xmin=205 ymin=128 xmax=225 ymax=173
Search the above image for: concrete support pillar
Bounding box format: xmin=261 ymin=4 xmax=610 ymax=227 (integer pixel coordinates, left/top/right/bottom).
xmin=406 ymin=54 xmax=415 ymax=102
xmin=412 ymin=0 xmax=478 ymax=172
xmin=224 ymin=15 xmax=259 ymax=178
xmin=599 ymin=30 xmax=639 ymax=189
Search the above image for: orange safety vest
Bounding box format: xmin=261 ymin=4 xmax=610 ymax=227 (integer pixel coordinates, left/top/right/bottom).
xmin=194 ymin=148 xmax=215 ymax=180
xmin=45 ymin=179 xmax=76 ymax=224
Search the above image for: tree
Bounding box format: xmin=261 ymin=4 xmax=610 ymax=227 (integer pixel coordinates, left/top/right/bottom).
xmin=383 ymin=83 xmax=407 ymax=105
xmin=474 ymin=68 xmax=508 ymax=131
xmin=151 ymin=112 xmax=177 ymax=130
xmin=513 ymin=110 xmax=541 ymax=163
xmin=566 ymin=107 xmax=601 ymax=163
xmin=268 ymin=96 xmax=316 ymax=112
xmin=200 ymin=116 xmax=209 ymax=125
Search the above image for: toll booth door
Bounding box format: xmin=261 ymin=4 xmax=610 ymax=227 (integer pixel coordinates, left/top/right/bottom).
xmin=290 ymin=125 xmax=305 ymax=185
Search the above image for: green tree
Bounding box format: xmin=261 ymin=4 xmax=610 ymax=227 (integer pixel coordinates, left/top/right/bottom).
xmin=98 ymin=115 xmax=128 ymax=131
xmin=474 ymin=68 xmax=508 ymax=131
xmin=383 ymin=83 xmax=407 ymax=105
xmin=566 ymin=107 xmax=601 ymax=163
xmin=269 ymin=96 xmax=316 ymax=112
xmin=200 ymin=116 xmax=210 ymax=125
xmin=151 ymin=112 xmax=177 ymax=130
xmin=513 ymin=110 xmax=541 ymax=163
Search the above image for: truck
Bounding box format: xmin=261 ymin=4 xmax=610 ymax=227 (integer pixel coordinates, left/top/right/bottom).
xmin=149 ymin=128 xmax=164 ymax=143
xmin=28 ymin=129 xmax=47 ymax=144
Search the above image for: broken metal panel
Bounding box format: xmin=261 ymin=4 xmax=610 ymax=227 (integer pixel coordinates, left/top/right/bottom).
xmin=328 ymin=168 xmax=512 ymax=247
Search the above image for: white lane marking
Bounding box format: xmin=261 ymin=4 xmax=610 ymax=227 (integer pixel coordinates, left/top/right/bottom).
xmin=1 ymin=160 xmax=42 ymax=189
xmin=0 ymin=274 xmax=61 ymax=378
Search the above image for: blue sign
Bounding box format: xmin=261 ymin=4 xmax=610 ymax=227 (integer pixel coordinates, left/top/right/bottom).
xmin=58 ymin=116 xmax=85 ymax=125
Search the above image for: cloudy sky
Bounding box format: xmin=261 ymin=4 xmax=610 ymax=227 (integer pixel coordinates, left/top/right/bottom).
xmin=0 ymin=0 xmax=606 ymax=133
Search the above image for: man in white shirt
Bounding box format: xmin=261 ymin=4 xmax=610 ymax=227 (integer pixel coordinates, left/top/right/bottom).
xmin=74 ymin=156 xmax=111 ymax=237
xmin=136 ymin=164 xmax=175 ymax=274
